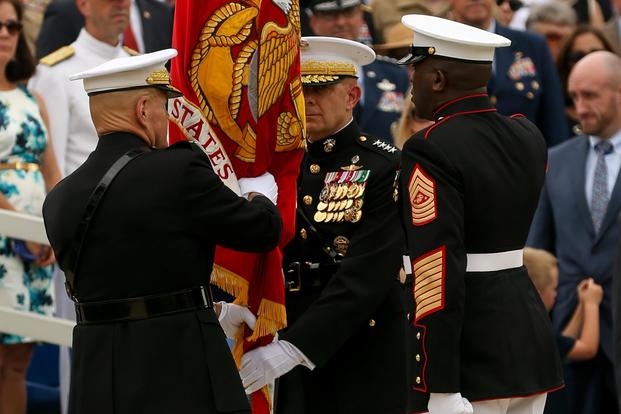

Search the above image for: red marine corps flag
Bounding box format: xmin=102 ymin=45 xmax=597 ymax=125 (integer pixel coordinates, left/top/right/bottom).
xmin=168 ymin=0 xmax=305 ymax=411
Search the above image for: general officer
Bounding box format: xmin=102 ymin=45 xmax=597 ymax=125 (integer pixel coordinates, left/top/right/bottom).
xmin=42 ymin=49 xmax=282 ymax=414
xmin=28 ymin=2 xmax=135 ymax=409
xmin=398 ymin=15 xmax=563 ymax=414
xmin=239 ymin=36 xmax=407 ymax=414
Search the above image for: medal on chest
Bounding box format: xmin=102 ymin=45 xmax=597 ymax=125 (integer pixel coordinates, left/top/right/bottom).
xmin=313 ymin=169 xmax=370 ymax=223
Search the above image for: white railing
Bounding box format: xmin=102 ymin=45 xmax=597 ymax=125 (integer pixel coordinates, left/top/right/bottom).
xmin=0 ymin=210 xmax=75 ymax=346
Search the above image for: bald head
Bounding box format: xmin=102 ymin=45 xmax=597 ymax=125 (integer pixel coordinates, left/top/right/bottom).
xmin=570 ymin=51 xmax=621 ymax=88
xmin=568 ymin=51 xmax=621 ymax=139
xmin=90 ymin=87 xmax=170 ymax=147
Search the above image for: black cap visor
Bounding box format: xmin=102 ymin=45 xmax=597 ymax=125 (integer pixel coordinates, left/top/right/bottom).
xmin=397 ymin=45 xmax=437 ymax=65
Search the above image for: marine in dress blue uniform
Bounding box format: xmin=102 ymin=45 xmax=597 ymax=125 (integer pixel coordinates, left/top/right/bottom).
xmin=239 ymin=37 xmax=407 ymax=414
xmin=42 ymin=49 xmax=283 ymax=414
xmin=398 ymin=15 xmax=563 ymax=414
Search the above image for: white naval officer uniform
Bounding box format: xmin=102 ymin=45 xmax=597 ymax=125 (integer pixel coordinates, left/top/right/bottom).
xmin=29 ymin=28 xmax=130 ymax=176
xmin=28 ymin=29 xmax=129 ymax=414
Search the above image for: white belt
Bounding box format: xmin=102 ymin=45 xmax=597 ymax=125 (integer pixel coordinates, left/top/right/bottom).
xmin=466 ymin=249 xmax=523 ymax=272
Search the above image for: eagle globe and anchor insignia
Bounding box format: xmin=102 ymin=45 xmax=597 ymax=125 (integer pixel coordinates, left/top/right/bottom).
xmin=188 ymin=0 xmax=306 ymax=162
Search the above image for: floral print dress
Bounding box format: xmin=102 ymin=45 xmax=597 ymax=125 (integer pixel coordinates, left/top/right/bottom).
xmin=0 ymin=85 xmax=53 ymax=344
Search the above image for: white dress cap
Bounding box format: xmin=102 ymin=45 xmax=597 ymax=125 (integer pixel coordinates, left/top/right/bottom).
xmin=69 ymin=48 xmax=182 ymax=97
xmin=399 ymin=15 xmax=511 ymax=64
xmin=300 ymin=36 xmax=375 ymax=85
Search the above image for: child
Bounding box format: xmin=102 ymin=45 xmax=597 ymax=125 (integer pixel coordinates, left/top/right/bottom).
xmin=523 ymin=247 xmax=603 ymax=413
xmin=524 ymin=247 xmax=603 ymax=360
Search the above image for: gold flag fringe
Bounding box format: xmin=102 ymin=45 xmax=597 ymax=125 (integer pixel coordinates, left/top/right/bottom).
xmin=212 ymin=266 xmax=287 ymax=368
xmin=247 ymin=298 xmax=287 ymax=341
xmin=231 ymin=298 xmax=288 ymax=365
xmin=211 ymin=264 xmax=249 ymax=305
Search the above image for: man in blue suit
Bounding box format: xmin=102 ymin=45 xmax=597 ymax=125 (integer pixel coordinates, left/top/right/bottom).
xmin=528 ymin=51 xmax=621 ymax=414
xmin=449 ymin=0 xmax=569 ymax=147
xmin=307 ymin=0 xmax=409 ymax=144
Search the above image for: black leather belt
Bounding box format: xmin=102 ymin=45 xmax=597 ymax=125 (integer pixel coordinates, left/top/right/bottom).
xmin=285 ymin=261 xmax=340 ymax=292
xmin=75 ymin=286 xmax=213 ymax=325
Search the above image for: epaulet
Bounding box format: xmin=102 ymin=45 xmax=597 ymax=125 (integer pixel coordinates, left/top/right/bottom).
xmin=356 ymin=135 xmax=400 ymax=161
xmin=39 ymin=46 xmax=75 ymax=66
xmin=375 ymin=54 xmax=399 ymax=65
xmin=123 ymin=46 xmax=140 ymax=56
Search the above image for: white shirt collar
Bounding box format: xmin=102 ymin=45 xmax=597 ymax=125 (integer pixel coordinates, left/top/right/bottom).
xmin=589 ymin=129 xmax=621 ymax=152
xmin=75 ymin=28 xmax=125 ymax=60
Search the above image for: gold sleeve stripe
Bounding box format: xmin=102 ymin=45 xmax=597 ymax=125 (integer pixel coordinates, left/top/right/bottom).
xmin=409 ymin=164 xmax=437 ymax=226
xmin=413 ymin=246 xmax=445 ymax=322
xmin=415 ymin=283 xmax=442 ymax=302
xmin=413 ymin=249 xmax=443 ymax=272
xmin=417 ymin=297 xmax=443 ymax=318
xmin=415 ymin=260 xmax=442 ymax=280
xmin=417 ymin=292 xmax=443 ymax=309
xmin=414 ymin=273 xmax=442 ymax=294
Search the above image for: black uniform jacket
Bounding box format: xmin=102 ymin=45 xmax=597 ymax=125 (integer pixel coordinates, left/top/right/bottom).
xmin=42 ymin=133 xmax=282 ymax=414
xmin=400 ymin=94 xmax=563 ymax=412
xmin=277 ymin=121 xmax=407 ymax=414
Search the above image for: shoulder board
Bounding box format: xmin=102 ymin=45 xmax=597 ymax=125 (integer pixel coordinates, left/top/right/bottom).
xmin=356 ymin=135 xmax=400 ymax=161
xmin=123 ymin=46 xmax=140 ymax=56
xmin=39 ymin=46 xmax=75 ymax=66
xmin=375 ymin=54 xmax=400 ymax=65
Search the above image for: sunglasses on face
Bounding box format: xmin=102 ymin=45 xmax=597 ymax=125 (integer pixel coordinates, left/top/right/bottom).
xmin=0 ymin=19 xmax=22 ymax=36
xmin=496 ymin=0 xmax=522 ymax=11
xmin=569 ymin=49 xmax=603 ymax=65
xmin=545 ymin=32 xmax=565 ymax=42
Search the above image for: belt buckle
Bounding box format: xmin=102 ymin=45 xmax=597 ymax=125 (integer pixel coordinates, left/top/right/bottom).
xmin=286 ymin=262 xmax=302 ymax=292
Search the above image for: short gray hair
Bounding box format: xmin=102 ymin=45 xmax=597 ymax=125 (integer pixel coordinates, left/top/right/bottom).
xmin=525 ymin=2 xmax=577 ymax=28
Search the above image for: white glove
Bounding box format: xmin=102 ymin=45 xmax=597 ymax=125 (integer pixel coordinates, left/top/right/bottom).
xmin=238 ymin=172 xmax=278 ymax=205
xmin=240 ymin=340 xmax=311 ymax=394
xmin=428 ymin=393 xmax=473 ymax=414
xmin=217 ymin=302 xmax=256 ymax=338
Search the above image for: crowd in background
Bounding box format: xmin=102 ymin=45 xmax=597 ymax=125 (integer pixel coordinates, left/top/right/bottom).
xmin=0 ymin=0 xmax=620 ymax=413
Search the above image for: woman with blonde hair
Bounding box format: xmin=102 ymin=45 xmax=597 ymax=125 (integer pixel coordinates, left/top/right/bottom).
xmin=391 ymin=92 xmax=433 ymax=149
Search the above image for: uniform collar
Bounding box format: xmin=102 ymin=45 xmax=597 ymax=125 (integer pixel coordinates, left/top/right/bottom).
xmin=431 ymin=93 xmax=495 ymax=122
xmin=96 ymin=132 xmax=152 ymax=156
xmin=306 ymin=119 xmax=360 ymax=159
xmin=74 ymin=28 xmax=125 ymax=60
